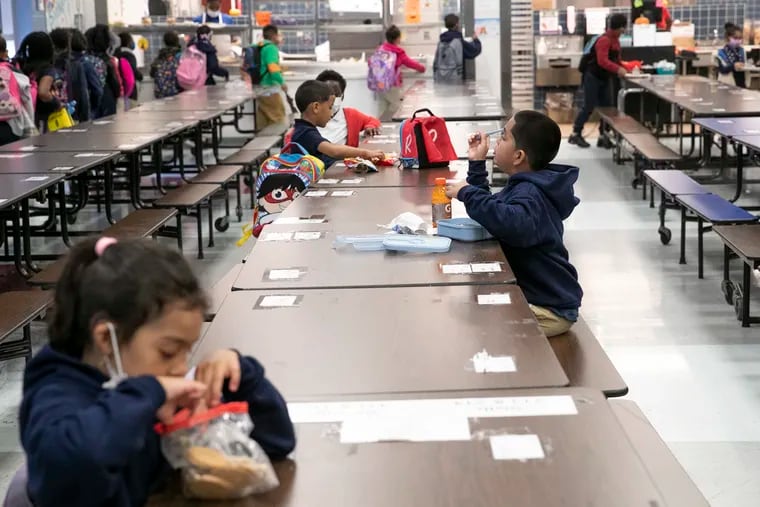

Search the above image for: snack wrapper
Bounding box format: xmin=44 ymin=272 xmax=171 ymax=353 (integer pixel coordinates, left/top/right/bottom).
xmin=343 ymin=157 xmax=379 ymax=173
xmin=155 ymin=402 xmax=279 ymax=500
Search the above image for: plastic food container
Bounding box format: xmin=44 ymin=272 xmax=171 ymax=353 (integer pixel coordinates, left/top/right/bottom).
xmin=382 ymin=235 xmax=452 ymax=253
xmin=436 ymin=218 xmax=493 ymax=241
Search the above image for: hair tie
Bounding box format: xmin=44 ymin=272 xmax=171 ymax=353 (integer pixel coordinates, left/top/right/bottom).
xmin=95 ymin=237 xmax=118 ymax=257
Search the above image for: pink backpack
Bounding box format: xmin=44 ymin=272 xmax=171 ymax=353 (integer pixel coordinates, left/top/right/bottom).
xmin=118 ymin=58 xmax=135 ymax=99
xmin=176 ymin=46 xmax=207 ymax=91
xmin=367 ymin=48 xmax=399 ymax=92
xmin=0 ymin=62 xmax=23 ymax=121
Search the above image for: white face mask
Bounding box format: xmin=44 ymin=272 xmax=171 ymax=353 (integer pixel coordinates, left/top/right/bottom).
xmin=331 ymin=97 xmax=343 ymax=118
xmin=102 ymin=322 xmax=127 ymax=389
xmin=206 ymin=9 xmax=221 ymax=17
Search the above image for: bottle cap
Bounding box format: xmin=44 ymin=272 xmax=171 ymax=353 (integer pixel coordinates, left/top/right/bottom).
xmin=435 ymin=177 xmax=447 ymax=186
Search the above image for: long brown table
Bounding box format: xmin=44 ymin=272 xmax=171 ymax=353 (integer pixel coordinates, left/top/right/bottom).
xmin=315 ymin=159 xmax=489 ymax=188
xmin=148 ymin=388 xmax=667 ymax=507
xmin=197 ymin=286 xmax=567 ymax=397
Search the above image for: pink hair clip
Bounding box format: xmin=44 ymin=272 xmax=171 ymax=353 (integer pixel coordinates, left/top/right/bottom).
xmin=95 ymin=237 xmax=118 ymax=257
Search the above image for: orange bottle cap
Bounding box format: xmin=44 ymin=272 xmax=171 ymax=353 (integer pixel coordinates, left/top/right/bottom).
xmin=435 ymin=177 xmax=447 ymax=185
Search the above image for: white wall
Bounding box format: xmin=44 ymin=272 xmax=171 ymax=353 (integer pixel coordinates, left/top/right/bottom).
xmin=474 ymin=0 xmax=501 ymax=102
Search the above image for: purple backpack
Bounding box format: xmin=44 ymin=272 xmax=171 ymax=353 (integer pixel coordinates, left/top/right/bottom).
xmin=367 ymin=48 xmax=398 ymax=92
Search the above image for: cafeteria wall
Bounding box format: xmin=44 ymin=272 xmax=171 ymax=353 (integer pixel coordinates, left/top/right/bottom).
xmin=7 ymin=0 xmax=47 ymax=48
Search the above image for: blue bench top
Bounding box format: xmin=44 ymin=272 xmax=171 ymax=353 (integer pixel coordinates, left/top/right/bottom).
xmin=693 ymin=117 xmax=760 ymax=138
xmin=643 ymin=170 xmax=709 ymax=196
xmin=676 ymin=193 xmax=759 ymax=223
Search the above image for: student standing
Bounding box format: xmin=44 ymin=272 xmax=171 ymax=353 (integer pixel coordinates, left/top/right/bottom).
xmin=14 ymin=32 xmax=61 ymax=132
xmin=190 ymin=25 xmax=230 ymax=85
xmin=434 ymin=14 xmax=481 ymax=82
xmin=150 ymin=32 xmax=183 ymax=99
xmin=115 ymin=32 xmax=144 ymax=101
xmin=717 ymin=23 xmax=746 ymax=88
xmin=375 ymin=25 xmax=426 ymax=115
xmin=569 ymin=13 xmax=628 ymax=149
xmin=49 ymin=28 xmax=90 ymax=123
xmin=255 ymin=25 xmax=287 ymax=130
xmin=70 ymin=29 xmax=104 ymax=116
xmin=85 ymin=25 xmax=121 ymax=117
xmin=446 ymin=112 xmax=583 ymax=337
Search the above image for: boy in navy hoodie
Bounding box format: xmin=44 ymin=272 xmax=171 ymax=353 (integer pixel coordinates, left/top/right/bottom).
xmin=446 ymin=110 xmax=583 ymax=336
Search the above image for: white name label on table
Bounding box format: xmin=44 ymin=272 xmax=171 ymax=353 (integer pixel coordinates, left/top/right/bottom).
xmin=19 ymin=146 xmax=37 ymax=151
xmin=51 ymin=166 xmax=75 ymax=172
xmin=305 ymin=190 xmax=328 ymax=198
xmin=261 ymin=232 xmax=294 ymax=242
xmin=259 ymin=295 xmax=298 ymax=308
xmin=0 ymin=199 xmax=7 ymax=204
xmin=478 ymin=293 xmax=511 ymax=305
xmin=472 ymin=349 xmax=516 ymax=373
xmin=75 ymin=153 xmax=110 ymax=157
xmin=471 ymin=262 xmax=502 ymax=273
xmin=93 ymin=120 xmax=114 ymax=125
xmin=319 ymin=179 xmax=340 ymax=184
xmin=24 ymin=176 xmax=49 ymax=182
xmin=442 ymin=264 xmax=473 ymax=275
xmin=0 ymin=154 xmax=32 ymax=159
xmin=331 ymin=190 xmax=355 ymax=197
xmin=288 ymin=395 xmax=577 ymax=424
xmin=293 ymin=231 xmax=323 ymax=241
xmin=490 ymin=434 xmax=545 ymax=461
xmin=118 ymin=144 xmax=139 ymax=150
xmin=340 ymin=179 xmax=363 ymax=185
xmin=275 ymin=217 xmax=326 ymax=224
xmin=717 ymin=120 xmax=733 ymax=124
xmin=268 ymin=269 xmax=302 ymax=280
xmin=340 ymin=415 xmax=471 ymax=444
xmin=713 ymin=108 xmax=726 ymax=112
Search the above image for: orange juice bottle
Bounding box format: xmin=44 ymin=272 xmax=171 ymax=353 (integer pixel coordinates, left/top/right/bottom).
xmin=432 ymin=177 xmax=452 ymax=227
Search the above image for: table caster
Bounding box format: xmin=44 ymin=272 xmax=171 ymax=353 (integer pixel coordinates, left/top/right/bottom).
xmin=215 ymin=217 xmax=230 ymax=232
xmin=658 ymin=226 xmax=672 ymax=245
xmin=721 ymin=279 xmax=735 ymax=305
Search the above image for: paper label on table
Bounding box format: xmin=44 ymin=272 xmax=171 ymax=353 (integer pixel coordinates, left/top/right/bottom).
xmin=75 ymin=153 xmax=111 ymax=158
xmin=490 ymin=434 xmax=545 ymax=461
xmin=19 ymin=146 xmax=38 ymax=151
xmin=318 ymin=178 xmax=340 ymax=185
xmin=0 ymin=153 xmax=32 ymax=159
xmin=166 ymin=122 xmax=183 ymax=128
xmin=261 ymin=232 xmax=294 ymax=242
xmin=305 ymin=190 xmax=328 ymax=197
xmin=744 ymin=129 xmax=760 ymax=134
xmin=258 ymin=295 xmax=299 ymax=308
xmin=713 ymin=108 xmax=727 ymax=112
xmin=268 ymin=268 xmax=302 ymax=280
xmin=717 ymin=120 xmax=733 ymax=124
xmin=24 ymin=176 xmax=49 ymax=182
xmin=0 ymin=199 xmax=7 ymax=204
xmin=118 ymin=144 xmax=139 ymax=150
xmin=340 ymin=178 xmax=363 ymax=184
xmin=442 ymin=264 xmax=473 ymax=275
xmin=331 ymin=190 xmax=355 ymax=197
xmin=477 ymin=293 xmax=511 ymax=305
xmin=275 ymin=216 xmax=326 ymax=225
xmin=287 ymin=395 xmax=577 ymax=424
xmin=472 ymin=349 xmax=516 ymax=373
xmin=50 ymin=166 xmax=75 ymax=172
xmin=293 ymin=231 xmax=324 ymax=241
xmin=93 ymin=120 xmax=114 ymax=125
xmin=340 ymin=415 xmax=471 ymax=444
xmin=470 ymin=262 xmax=502 ymax=273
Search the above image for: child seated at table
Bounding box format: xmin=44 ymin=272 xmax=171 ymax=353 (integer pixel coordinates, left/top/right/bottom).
xmin=445 ymin=111 xmax=583 ymax=337
xmin=284 ymin=70 xmax=381 ymax=147
xmin=717 ymin=22 xmax=747 ymax=88
xmin=11 ymin=237 xmax=295 ymax=507
xmin=291 ymin=80 xmax=384 ymax=168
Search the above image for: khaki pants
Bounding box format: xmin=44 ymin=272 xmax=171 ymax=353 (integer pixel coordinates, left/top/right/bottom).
xmin=377 ymin=87 xmax=403 ymax=116
xmin=530 ymin=305 xmax=573 ymax=337
xmin=256 ymin=92 xmax=286 ymax=130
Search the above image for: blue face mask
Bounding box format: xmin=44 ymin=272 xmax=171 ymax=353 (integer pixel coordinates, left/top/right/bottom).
xmin=129 ymin=42 xmax=136 ymax=50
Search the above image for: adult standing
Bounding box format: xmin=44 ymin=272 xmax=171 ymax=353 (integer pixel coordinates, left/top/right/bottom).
xmin=434 ymin=14 xmax=481 ymax=82
xmin=192 ymin=0 xmax=232 ymax=25
xmin=569 ymin=13 xmax=628 ymax=149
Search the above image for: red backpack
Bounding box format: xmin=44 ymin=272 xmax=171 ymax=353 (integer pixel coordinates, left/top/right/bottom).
xmin=399 ymin=109 xmax=457 ymax=168
xmin=0 ymin=62 xmax=23 ymax=121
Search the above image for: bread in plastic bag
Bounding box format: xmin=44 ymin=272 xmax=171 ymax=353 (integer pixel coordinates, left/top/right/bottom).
xmin=155 ymin=402 xmax=279 ymax=500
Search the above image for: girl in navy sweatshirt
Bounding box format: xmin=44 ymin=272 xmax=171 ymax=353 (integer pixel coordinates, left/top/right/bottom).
xmin=15 ymin=238 xmax=295 ymax=507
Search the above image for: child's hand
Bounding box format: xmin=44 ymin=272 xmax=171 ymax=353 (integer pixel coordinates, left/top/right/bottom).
xmin=363 ymin=149 xmax=385 ymax=162
xmin=195 ymin=349 xmax=242 ymax=406
xmin=467 ymin=132 xmax=490 ymax=161
xmin=363 ymin=127 xmax=380 ymax=138
xmin=735 ymin=62 xmax=746 ymax=71
xmin=156 ymin=377 xmax=207 ymax=424
xmin=445 ymin=180 xmax=469 ymax=199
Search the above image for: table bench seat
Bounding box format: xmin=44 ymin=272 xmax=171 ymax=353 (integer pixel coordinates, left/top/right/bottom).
xmin=30 ymin=208 xmax=178 ymax=287
xmin=240 ymin=136 xmax=282 ymax=153
xmin=0 ymin=291 xmax=54 ymax=363
xmin=714 ymin=224 xmax=760 ymax=327
xmin=548 ymin=316 xmax=628 ymax=397
xmin=191 ymin=165 xmax=245 ymax=185
xmin=154 ymin=183 xmax=220 ymax=260
xmin=218 ymin=149 xmax=268 ymax=167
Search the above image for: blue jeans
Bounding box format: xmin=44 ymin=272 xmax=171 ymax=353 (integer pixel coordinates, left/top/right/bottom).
xmin=573 ymin=73 xmax=612 ymax=135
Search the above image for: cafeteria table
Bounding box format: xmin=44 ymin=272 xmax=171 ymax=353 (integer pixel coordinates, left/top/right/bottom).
xmin=197 ymin=286 xmax=568 ymax=397
xmin=315 ymin=159 xmax=491 ymax=189
xmin=147 ymin=388 xmax=667 ymax=507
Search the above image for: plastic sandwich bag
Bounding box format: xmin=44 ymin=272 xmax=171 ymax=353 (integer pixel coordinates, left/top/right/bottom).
xmin=155 ymin=402 xmax=279 ymax=500
xmin=378 ymin=212 xmax=429 ymax=235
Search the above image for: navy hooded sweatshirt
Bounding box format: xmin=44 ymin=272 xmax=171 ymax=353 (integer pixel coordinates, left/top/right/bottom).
xmin=19 ymin=345 xmax=296 ymax=507
xmin=439 ymin=30 xmax=483 ymax=61
xmin=458 ymin=161 xmax=583 ymax=320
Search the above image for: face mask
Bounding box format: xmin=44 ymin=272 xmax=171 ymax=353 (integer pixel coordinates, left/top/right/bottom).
xmin=129 ymin=42 xmax=136 ymax=50
xmin=102 ymin=322 xmax=127 ymax=389
xmin=207 ymin=9 xmax=221 ymax=18
xmin=729 ymin=38 xmax=742 ymax=48
xmin=331 ymin=98 xmax=343 ymax=118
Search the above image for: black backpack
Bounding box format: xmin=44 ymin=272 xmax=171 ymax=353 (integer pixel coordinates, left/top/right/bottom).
xmin=243 ymin=43 xmax=266 ymax=85
xmin=578 ymin=36 xmax=600 ymax=74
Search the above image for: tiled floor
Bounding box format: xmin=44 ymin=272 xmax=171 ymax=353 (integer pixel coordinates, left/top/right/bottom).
xmin=0 ymin=108 xmax=758 ymax=504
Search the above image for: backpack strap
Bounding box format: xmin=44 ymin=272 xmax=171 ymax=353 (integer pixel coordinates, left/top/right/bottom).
xmin=411 ymin=108 xmax=435 ymax=119
xmin=280 ymin=142 xmax=309 ymax=156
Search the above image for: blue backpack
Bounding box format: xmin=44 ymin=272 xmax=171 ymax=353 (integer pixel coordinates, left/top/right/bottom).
xmin=154 ymin=51 xmax=182 ymax=98
xmin=243 ymin=43 xmax=265 ymax=85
